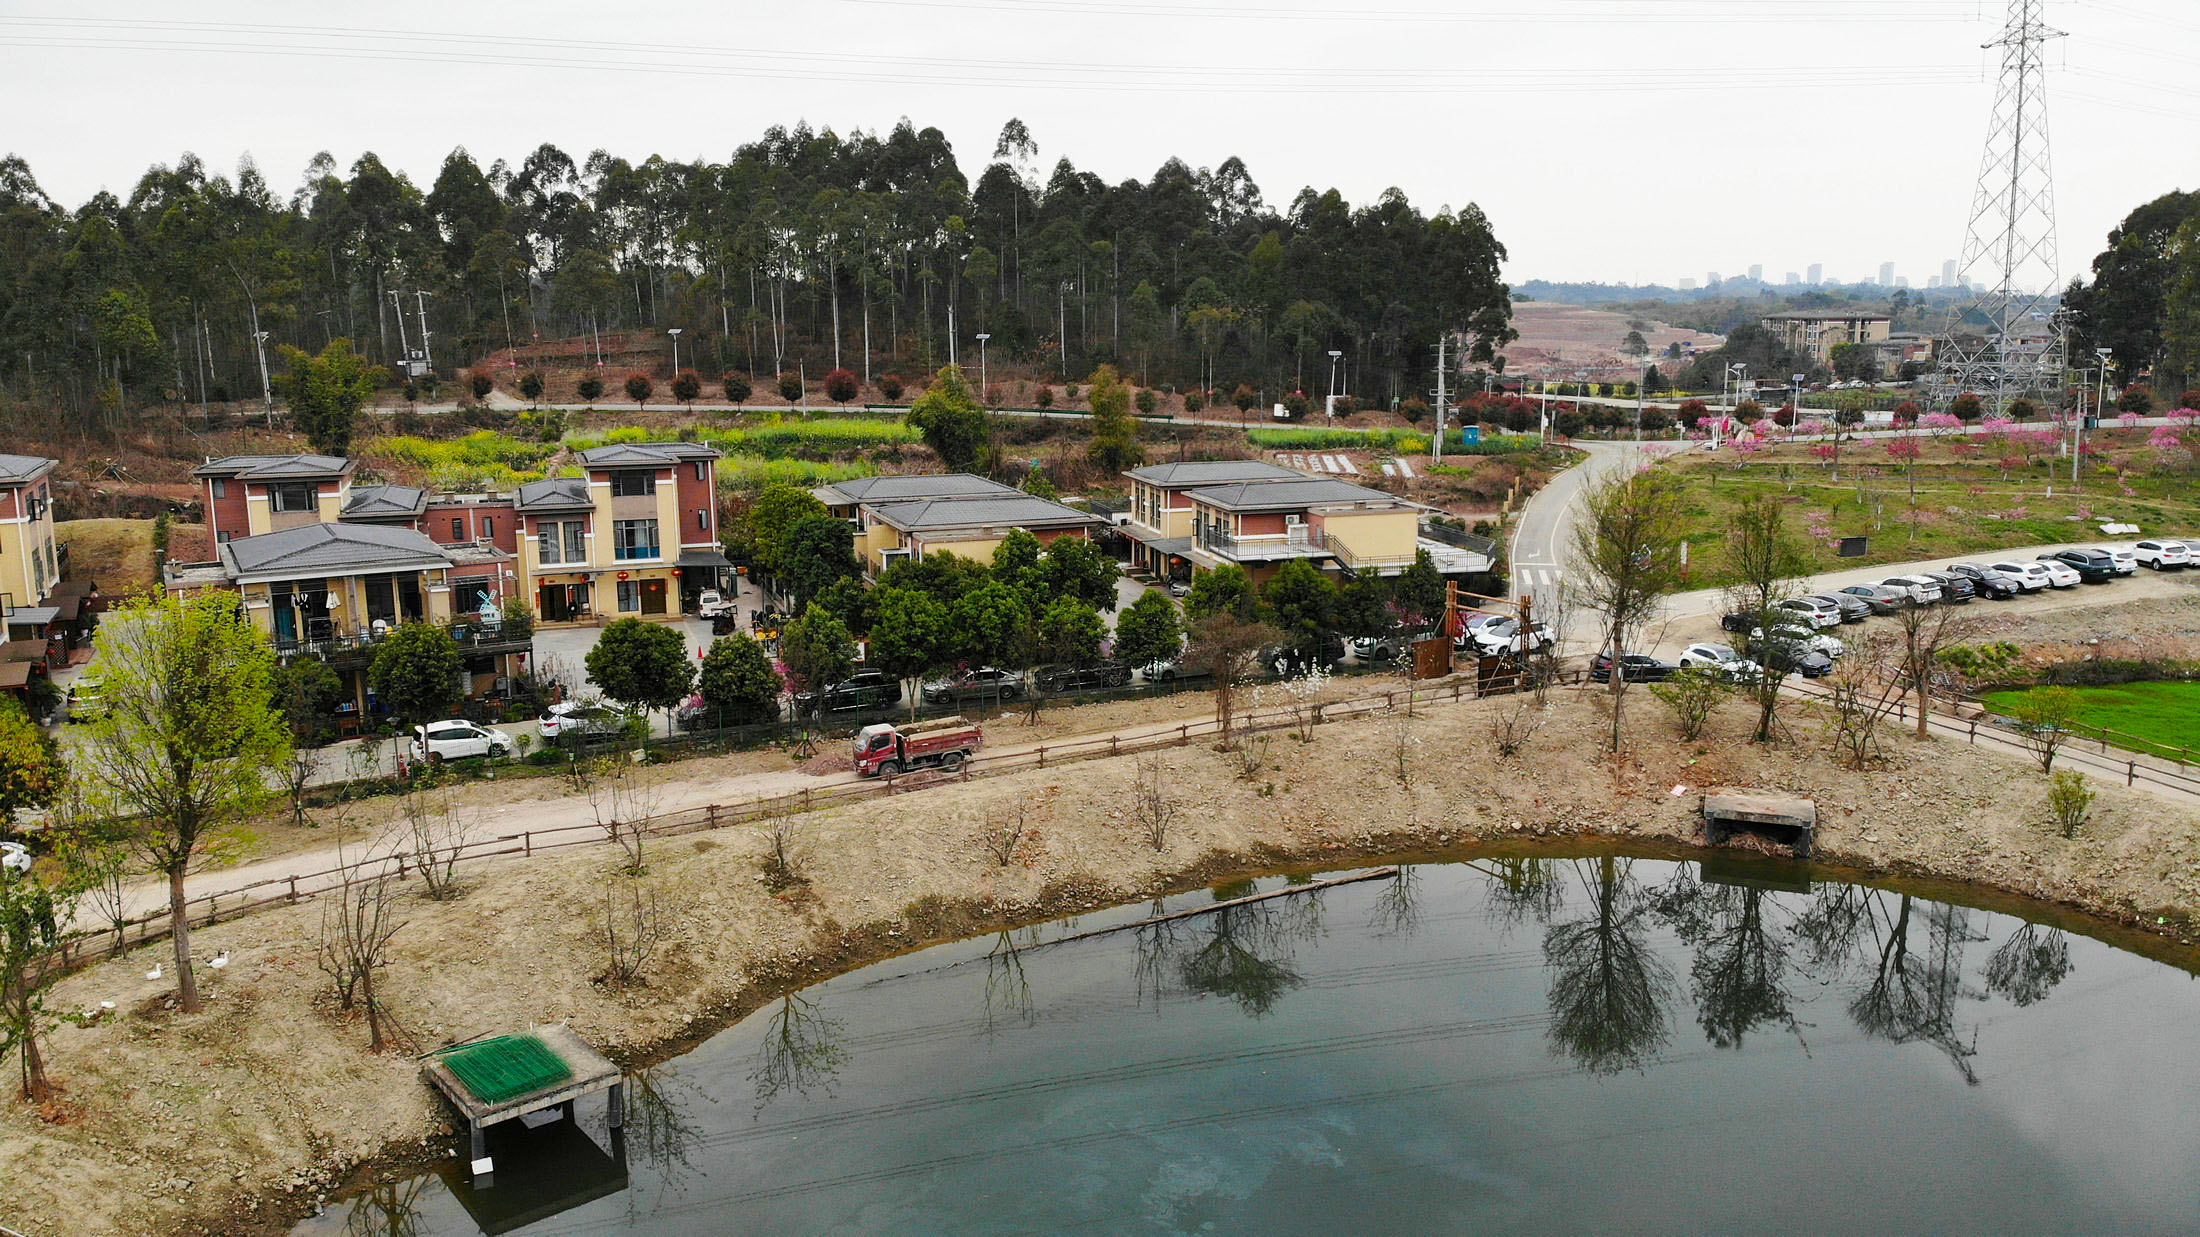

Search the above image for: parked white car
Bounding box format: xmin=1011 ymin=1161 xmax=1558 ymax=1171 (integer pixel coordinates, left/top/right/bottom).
xmin=539 ymin=700 xmax=634 ymax=740
xmin=412 ymin=720 xmax=514 ymax=763
xmin=2078 ymin=546 xmax=2137 ymax=575
xmin=1750 ymin=625 xmax=1846 ymax=659
xmin=2131 ymin=539 xmax=2191 ymax=570
xmin=1879 ymin=575 xmax=1945 ymax=605
xmin=1987 ymin=560 xmax=2054 ymax=592
xmin=697 ymin=588 xmax=737 ymax=618
xmin=1773 ymin=596 xmax=1842 ymax=629
xmin=2030 ymin=558 xmax=2082 ymax=588
xmin=1471 ymin=616 xmax=1554 ymax=656
xmin=1678 ymin=642 xmax=1763 ymax=682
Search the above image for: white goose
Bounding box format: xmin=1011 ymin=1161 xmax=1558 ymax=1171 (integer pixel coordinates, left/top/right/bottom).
xmin=208 ymin=951 xmax=230 ymax=970
xmin=145 ymin=963 xmax=162 ymax=981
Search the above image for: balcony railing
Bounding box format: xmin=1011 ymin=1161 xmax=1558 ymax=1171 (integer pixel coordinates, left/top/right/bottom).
xmin=1193 ymin=524 xmax=1329 ymax=562
xmin=274 ymin=615 xmax=533 ymax=664
xmin=1320 ymin=531 xmax=1416 ymax=571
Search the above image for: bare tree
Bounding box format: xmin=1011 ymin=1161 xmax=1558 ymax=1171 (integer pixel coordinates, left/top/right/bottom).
xmin=1647 ymin=666 xmax=1731 ymax=742
xmin=1721 ymin=493 xmax=1814 ymax=743
xmin=2008 ymin=686 xmax=2082 ymax=773
xmin=1890 ymin=600 xmax=1975 ymax=740
xmin=1390 ymin=707 xmax=1420 ymax=787
xmin=1186 ymin=613 xmax=1280 ymax=748
xmin=1567 ymin=471 xmax=1690 ymax=751
xmin=1130 ymin=757 xmax=1177 ymax=851
xmin=980 ymin=804 xmax=1032 ymax=867
xmin=584 ymin=756 xmax=664 ymax=875
xmin=1823 ymin=634 xmax=1894 ymax=769
xmin=316 ymin=849 xmax=408 ymax=1051
xmin=1231 ymin=730 xmax=1273 ymax=781
xmin=593 ymin=876 xmax=668 ymax=990
xmin=395 ymin=777 xmax=468 ymax=901
xmin=278 ymin=746 xmax=322 ymax=830
xmin=1490 ymin=697 xmax=1546 ymax=758
xmin=760 ymin=812 xmax=806 ymax=891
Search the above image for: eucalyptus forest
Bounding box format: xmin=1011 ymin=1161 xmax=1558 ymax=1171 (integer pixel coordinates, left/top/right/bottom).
xmin=0 ymin=118 xmax=1515 ymax=429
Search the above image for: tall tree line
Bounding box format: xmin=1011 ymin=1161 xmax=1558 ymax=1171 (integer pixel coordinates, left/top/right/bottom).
xmin=0 ymin=118 xmax=1513 ymax=429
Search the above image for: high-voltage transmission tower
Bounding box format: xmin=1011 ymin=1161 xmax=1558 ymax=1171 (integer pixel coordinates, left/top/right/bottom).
xmin=1931 ymin=0 xmax=2066 ymax=414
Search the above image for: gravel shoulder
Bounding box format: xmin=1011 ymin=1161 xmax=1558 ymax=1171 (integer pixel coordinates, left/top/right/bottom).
xmin=6 ymin=681 xmax=2200 ymax=1236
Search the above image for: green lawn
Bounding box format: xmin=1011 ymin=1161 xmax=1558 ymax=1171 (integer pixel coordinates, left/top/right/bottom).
xmin=1980 ymin=681 xmax=2200 ymax=762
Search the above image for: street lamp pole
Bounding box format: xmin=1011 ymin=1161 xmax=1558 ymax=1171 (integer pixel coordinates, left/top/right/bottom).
xmin=976 ymin=333 xmax=991 ymax=394
xmin=1327 ymin=349 xmax=1342 ymax=417
xmin=668 ymin=327 xmax=683 ymax=376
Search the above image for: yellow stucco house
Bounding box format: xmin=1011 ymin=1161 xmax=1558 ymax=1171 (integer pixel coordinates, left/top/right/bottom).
xmin=812 ymin=474 xmax=1101 ymax=577
xmin=0 ymin=454 xmax=60 ymax=608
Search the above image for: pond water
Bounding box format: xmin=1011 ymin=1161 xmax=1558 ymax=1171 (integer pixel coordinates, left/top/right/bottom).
xmin=300 ymin=850 xmax=2200 ymax=1235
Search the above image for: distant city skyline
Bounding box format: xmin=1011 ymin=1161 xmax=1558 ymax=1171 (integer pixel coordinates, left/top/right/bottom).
xmin=1664 ymin=258 xmax=1958 ymax=291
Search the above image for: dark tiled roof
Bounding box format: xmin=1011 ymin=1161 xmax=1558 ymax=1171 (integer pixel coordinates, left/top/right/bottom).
xmin=514 ymin=477 xmax=593 ymax=511
xmin=192 ymin=453 xmax=354 ymax=480
xmin=219 ymin=523 xmax=450 ymax=577
xmin=820 ymin=473 xmax=1016 ymax=503
xmin=1186 ymin=478 xmax=1405 ymax=511
xmin=1124 ymin=460 xmax=1306 ymax=486
xmin=0 ymin=454 xmax=55 ymax=484
xmin=577 ymin=442 xmax=721 ymax=467
xmin=341 ymin=484 xmax=429 ymax=519
xmin=1760 ymin=311 xmax=1892 ymax=322
xmin=868 ymin=494 xmax=1101 ymax=533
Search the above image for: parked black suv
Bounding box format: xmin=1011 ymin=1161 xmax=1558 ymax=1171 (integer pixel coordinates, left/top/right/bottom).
xmin=2045 ymin=548 xmax=2118 ymax=583
xmin=1944 ymin=562 xmax=2019 ymax=600
xmin=1923 ymin=571 xmax=1976 ymax=604
xmin=1589 ymin=652 xmax=1676 ymax=683
xmin=1034 ymin=660 xmax=1134 ymax=692
xmin=795 ymin=670 xmax=902 ymax=715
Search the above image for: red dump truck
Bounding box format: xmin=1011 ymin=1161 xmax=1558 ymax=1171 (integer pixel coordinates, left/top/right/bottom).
xmin=853 ymin=717 xmax=984 ymax=777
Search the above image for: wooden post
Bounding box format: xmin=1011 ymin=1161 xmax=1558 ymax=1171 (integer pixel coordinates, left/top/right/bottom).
xmin=2128 ymin=761 xmax=2137 ymax=787
xmin=1038 ymin=746 xmax=1047 ymax=768
xmin=287 ymin=875 xmax=298 ymax=903
xmin=524 ymin=832 xmax=533 ymax=857
xmin=1177 ymin=725 xmax=1187 ymax=745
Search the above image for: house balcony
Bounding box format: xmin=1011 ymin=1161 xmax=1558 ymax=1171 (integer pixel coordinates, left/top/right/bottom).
xmin=1318 ymin=530 xmax=1419 ymax=573
xmin=275 ymin=614 xmax=535 ymax=669
xmin=1192 ymin=524 xmax=1334 ymax=563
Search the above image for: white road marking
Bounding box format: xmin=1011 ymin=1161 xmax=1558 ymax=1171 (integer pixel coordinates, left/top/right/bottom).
xmin=1336 ymin=455 xmax=1359 ymax=474
xmin=1395 ymin=457 xmax=1415 ymax=478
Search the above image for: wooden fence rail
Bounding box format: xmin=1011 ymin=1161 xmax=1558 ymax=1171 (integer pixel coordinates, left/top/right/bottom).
xmin=47 ymin=671 xmax=1548 ymax=979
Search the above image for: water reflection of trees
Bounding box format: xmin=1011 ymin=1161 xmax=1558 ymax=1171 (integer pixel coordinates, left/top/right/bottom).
xmin=1652 ymin=868 xmax=1803 ymax=1051
xmin=982 ymin=930 xmax=1037 ymax=1036
xmin=341 ymin=1179 xmax=425 ymax=1237
xmin=1134 ymin=887 xmax=1330 ymax=1018
xmin=623 ymin=1062 xmax=713 ymax=1195
xmin=749 ymin=993 xmax=850 ymax=1110
xmin=1367 ymin=864 xmax=1423 ymax=939
xmin=1542 ymin=857 xmax=1675 ymax=1075
xmin=1984 ymin=922 xmax=2072 ymax=1007
xmin=1480 ymin=855 xmax=2075 ymax=1081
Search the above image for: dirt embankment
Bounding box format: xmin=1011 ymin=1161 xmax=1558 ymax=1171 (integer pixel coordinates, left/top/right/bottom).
xmin=4 ymin=684 xmax=2199 ymax=1236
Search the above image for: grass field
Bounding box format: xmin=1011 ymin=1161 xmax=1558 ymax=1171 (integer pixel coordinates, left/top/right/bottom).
xmin=58 ymin=517 xmax=192 ymax=595
xmin=1980 ymin=681 xmax=2200 ymax=763
xmin=1659 ymin=434 xmax=2200 ymax=584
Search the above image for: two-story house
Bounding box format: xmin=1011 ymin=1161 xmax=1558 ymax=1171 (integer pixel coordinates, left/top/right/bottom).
xmin=164 ymin=520 xmax=528 ymax=716
xmin=1119 ymin=460 xmax=1307 ymax=581
xmin=515 ymin=442 xmax=726 ymax=621
xmin=341 ymin=485 xmax=522 ymax=616
xmin=0 ymin=454 xmax=61 ymax=608
xmin=811 ymin=473 xmax=1100 ymax=577
xmin=193 ymin=453 xmax=355 ymax=545
xmin=1181 ymin=477 xmax=1424 ymax=584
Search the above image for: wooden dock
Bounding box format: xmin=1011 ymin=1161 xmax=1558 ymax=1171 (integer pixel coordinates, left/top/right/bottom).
xmin=1701 ymin=790 xmax=1818 ymax=858
xmin=422 ymin=1023 xmax=625 ymax=1176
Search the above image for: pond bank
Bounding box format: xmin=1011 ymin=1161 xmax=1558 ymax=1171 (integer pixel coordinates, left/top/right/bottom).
xmin=4 ymin=685 xmax=2199 ymax=1235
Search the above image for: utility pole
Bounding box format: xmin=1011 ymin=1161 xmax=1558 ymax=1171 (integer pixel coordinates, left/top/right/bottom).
xmin=414 ymin=290 xmax=434 ymax=372
xmin=1431 ymin=333 xmax=1447 ymax=468
xmin=252 ymin=330 xmax=273 ymax=427
xmin=390 ymin=290 xmax=412 ymax=371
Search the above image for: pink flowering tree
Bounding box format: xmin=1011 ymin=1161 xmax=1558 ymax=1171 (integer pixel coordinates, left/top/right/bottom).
xmin=1919 ymin=411 xmax=1964 ymax=437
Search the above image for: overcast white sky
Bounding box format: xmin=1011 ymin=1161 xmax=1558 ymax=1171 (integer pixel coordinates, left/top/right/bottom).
xmin=1 ymin=1 xmax=2193 ymax=287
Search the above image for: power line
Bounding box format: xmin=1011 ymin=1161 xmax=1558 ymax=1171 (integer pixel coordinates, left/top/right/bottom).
xmin=836 ymin=0 xmax=1982 ymax=22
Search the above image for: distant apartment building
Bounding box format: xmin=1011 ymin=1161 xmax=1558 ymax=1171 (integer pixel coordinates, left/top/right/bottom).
xmin=1942 ymin=258 xmax=1959 ymax=287
xmin=1759 ymin=310 xmax=1893 ymax=365
xmin=1878 ymin=262 xmax=1895 ymax=286
xmin=1785 ymin=272 xmax=1799 ymax=285
xmin=1807 ymin=263 xmax=1824 ymax=285
xmin=1747 ymin=264 xmax=1763 ymax=282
